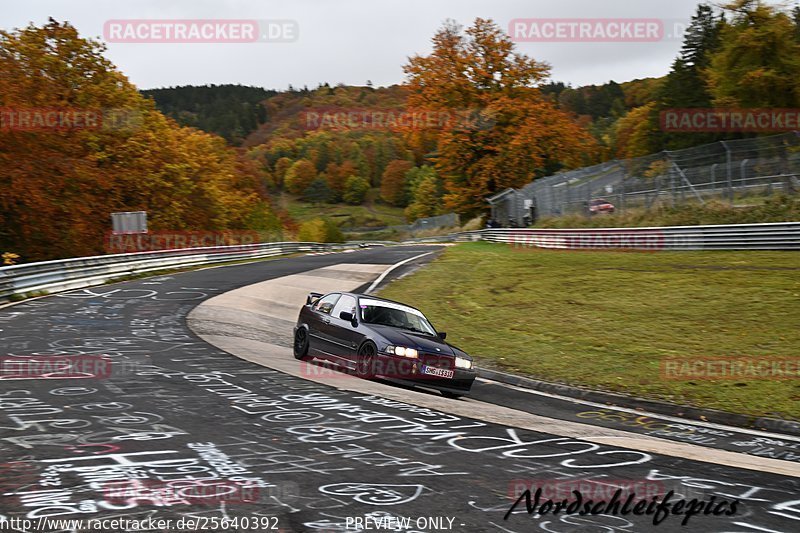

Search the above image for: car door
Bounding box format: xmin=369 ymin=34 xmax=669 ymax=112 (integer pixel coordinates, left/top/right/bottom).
xmin=307 ymin=293 xmax=340 ymax=356
xmin=326 ymin=294 xmax=362 ymax=361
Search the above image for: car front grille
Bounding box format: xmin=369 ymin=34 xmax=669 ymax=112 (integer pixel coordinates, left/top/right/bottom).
xmin=420 ymin=354 xmax=453 ymax=370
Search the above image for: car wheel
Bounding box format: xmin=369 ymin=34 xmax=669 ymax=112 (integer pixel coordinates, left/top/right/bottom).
xmin=441 ymin=391 xmax=462 ymax=400
xmin=293 ymin=328 xmax=310 ymax=360
xmin=356 ymin=341 xmax=377 ymax=379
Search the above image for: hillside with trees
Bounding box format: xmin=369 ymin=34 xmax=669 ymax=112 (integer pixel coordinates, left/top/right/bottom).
xmin=142 ymin=85 xmax=275 ymax=144
xmin=0 ymin=21 xmax=281 ymax=262
xmin=550 ymin=1 xmax=800 ymax=158
xmin=149 ymin=2 xmax=800 ymax=226
xmin=239 ymin=19 xmax=598 ymax=221
xmin=3 ymin=1 xmax=799 ymax=262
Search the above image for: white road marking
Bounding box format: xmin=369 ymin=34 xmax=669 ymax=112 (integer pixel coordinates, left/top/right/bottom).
xmin=365 ymin=252 xmax=435 ymax=294
xmin=476 ymin=378 xmax=800 ymax=443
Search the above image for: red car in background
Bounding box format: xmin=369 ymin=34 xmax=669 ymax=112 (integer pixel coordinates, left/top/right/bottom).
xmin=588 ymin=198 xmax=615 ymax=214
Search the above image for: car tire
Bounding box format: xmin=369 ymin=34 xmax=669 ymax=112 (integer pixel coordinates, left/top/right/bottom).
xmin=293 ymin=328 xmax=311 ymax=360
xmin=356 ymin=341 xmax=377 ymax=379
xmin=441 ymin=391 xmax=462 ymax=400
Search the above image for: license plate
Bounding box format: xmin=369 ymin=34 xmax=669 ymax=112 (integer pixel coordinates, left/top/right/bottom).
xmin=421 ymin=365 xmax=454 ymax=379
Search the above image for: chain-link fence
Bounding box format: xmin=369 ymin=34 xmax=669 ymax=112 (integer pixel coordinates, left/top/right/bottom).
xmin=489 ymin=132 xmax=800 ymax=226
xmin=408 ymin=212 xmax=459 ymax=232
xmin=349 ymin=212 xmax=460 ymax=235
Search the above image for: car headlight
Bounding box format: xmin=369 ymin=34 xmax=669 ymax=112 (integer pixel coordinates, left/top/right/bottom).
xmin=385 ymin=345 xmax=418 ymax=358
xmin=455 ymin=356 xmax=473 ymax=369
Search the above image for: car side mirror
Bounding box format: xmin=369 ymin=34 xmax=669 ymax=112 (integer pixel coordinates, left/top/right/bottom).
xmin=438 ymin=331 xmax=447 ymax=340
xmin=339 ymin=311 xmax=356 ymax=324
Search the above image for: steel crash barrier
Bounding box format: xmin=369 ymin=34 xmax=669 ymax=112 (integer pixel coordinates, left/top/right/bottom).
xmin=453 ymin=222 xmax=800 ymax=251
xmin=0 ymin=241 xmax=387 ymax=302
xmin=1 ymin=222 xmax=798 ymax=302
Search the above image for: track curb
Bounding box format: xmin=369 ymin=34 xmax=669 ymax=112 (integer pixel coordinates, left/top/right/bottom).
xmin=477 ymin=367 xmax=800 ymax=438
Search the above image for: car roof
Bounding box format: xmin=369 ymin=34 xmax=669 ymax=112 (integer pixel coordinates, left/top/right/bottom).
xmin=334 ymin=292 xmax=423 ymax=312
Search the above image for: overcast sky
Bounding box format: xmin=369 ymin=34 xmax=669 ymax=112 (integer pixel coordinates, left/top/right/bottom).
xmin=2 ymin=1 xmax=794 ymax=90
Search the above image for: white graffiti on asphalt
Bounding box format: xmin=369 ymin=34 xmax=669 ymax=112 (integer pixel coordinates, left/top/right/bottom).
xmin=56 ymin=288 xmax=208 ymax=301
xmin=318 ymin=483 xmax=426 ymax=506
xmin=273 ymin=392 xmax=652 ymax=468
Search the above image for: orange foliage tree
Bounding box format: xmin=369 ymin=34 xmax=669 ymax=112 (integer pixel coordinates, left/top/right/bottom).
xmin=380 ymin=160 xmax=414 ymax=206
xmin=0 ymin=20 xmax=271 ymax=261
xmin=284 ymin=159 xmax=318 ymax=194
xmin=403 ymin=19 xmax=598 ymax=215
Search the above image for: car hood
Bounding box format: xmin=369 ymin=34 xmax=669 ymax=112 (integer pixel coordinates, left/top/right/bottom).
xmin=370 ymin=325 xmax=456 ymax=356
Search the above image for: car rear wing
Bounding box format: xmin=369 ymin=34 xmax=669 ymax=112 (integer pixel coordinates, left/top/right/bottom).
xmin=306 ymin=292 xmax=324 ymax=305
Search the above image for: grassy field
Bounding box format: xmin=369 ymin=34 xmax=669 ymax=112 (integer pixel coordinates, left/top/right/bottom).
xmin=377 ymin=242 xmax=800 ymax=419
xmin=280 ymin=191 xmax=407 ymax=232
xmin=536 ymin=195 xmax=799 ymax=229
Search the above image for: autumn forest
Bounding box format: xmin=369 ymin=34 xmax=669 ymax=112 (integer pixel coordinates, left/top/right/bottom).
xmin=2 ymin=1 xmax=800 ymax=261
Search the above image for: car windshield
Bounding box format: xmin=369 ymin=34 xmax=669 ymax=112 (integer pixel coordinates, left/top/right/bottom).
xmin=359 ymin=298 xmax=437 ymax=336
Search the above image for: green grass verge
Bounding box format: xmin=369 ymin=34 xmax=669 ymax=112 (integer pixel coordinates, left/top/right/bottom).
xmin=377 ymin=242 xmax=800 ymax=420
xmin=536 ymin=195 xmax=799 ymax=228
xmin=281 ymin=192 xmax=407 ymax=230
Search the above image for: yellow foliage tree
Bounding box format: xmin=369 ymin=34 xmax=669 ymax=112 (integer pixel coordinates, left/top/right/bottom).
xmin=0 ymin=20 xmax=270 ymax=261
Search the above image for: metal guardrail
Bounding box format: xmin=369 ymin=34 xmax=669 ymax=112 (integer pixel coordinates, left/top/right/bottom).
xmin=0 ymin=241 xmax=376 ymax=302
xmin=454 ymin=222 xmax=800 ymax=250
xmin=1 ymin=222 xmax=797 ymax=301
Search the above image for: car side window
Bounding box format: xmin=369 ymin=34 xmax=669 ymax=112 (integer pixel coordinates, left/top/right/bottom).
xmin=331 ymin=295 xmax=357 ymax=319
xmin=313 ymin=294 xmax=340 ymax=315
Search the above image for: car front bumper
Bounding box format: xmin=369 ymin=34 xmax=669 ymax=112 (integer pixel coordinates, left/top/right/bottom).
xmin=373 ymin=354 xmax=477 ymax=393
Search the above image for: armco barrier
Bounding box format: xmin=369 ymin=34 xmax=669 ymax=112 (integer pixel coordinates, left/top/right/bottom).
xmin=455 ymin=221 xmax=800 ymax=250
xmin=0 ymin=241 xmax=377 ymax=302
xmin=1 ymin=222 xmax=797 ymax=301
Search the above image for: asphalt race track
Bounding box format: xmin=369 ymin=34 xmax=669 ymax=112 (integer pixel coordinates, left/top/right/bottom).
xmin=0 ymin=245 xmax=798 ymax=533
